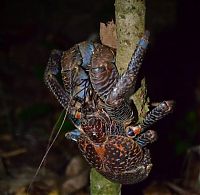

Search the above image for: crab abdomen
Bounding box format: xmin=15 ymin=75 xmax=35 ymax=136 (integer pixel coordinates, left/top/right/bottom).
xmin=77 ymin=134 xmax=150 ymax=184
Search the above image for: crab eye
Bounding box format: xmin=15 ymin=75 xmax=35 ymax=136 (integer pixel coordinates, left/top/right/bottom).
xmin=91 ymin=66 xmax=106 ymax=73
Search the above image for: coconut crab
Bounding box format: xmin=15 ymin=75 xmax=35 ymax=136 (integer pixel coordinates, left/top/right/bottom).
xmin=44 ymin=32 xmax=174 ymax=184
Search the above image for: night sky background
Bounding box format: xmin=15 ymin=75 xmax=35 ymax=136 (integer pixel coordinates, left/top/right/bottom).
xmin=0 ymin=0 xmax=200 ymax=194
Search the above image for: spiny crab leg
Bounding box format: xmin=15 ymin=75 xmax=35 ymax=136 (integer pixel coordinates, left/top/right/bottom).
xmin=89 ymin=32 xmax=150 ymax=125
xmin=126 ymin=100 xmax=174 ymax=138
xmin=141 ymin=100 xmax=174 ymax=130
xmin=44 ymin=50 xmax=70 ymax=109
xmin=106 ymin=31 xmax=150 ymax=104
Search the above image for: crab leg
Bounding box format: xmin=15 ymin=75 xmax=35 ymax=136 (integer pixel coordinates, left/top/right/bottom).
xmin=44 ymin=50 xmax=71 ymax=109
xmin=107 ymin=31 xmax=150 ymax=103
xmin=125 ymin=101 xmax=174 ymax=139
xmin=140 ymin=100 xmax=174 ymax=131
xmin=99 ymin=32 xmax=150 ymax=124
xmin=135 ymin=130 xmax=157 ymax=147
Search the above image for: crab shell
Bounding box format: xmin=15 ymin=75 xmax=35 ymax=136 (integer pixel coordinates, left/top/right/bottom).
xmin=77 ymin=134 xmax=152 ymax=184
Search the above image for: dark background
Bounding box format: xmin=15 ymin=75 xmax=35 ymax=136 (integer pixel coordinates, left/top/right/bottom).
xmin=0 ymin=0 xmax=200 ymax=194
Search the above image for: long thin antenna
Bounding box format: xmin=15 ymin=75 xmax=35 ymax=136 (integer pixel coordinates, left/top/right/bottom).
xmin=26 ymin=110 xmax=68 ymax=194
xmin=47 ymin=109 xmax=65 ymax=151
xmin=41 ymin=109 xmax=66 ymax=174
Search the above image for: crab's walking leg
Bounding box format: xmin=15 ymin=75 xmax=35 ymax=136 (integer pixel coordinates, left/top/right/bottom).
xmin=101 ymin=32 xmax=149 ymax=124
xmin=44 ymin=50 xmax=70 ymax=108
xmin=140 ymin=100 xmax=174 ymax=131
xmin=125 ymin=100 xmax=174 ymax=138
xmin=107 ymin=31 xmax=150 ymax=103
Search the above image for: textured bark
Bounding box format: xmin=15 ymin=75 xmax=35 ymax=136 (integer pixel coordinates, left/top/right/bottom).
xmin=115 ymin=0 xmax=146 ymax=74
xmin=90 ymin=169 xmax=121 ymax=195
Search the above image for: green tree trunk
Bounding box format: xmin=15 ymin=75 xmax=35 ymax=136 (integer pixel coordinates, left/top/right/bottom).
xmin=115 ymin=0 xmax=146 ymax=73
xmin=90 ymin=169 xmax=122 ymax=195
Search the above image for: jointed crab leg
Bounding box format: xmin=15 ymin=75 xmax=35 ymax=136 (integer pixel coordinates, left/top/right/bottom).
xmin=140 ymin=100 xmax=174 ymax=131
xmin=107 ymin=31 xmax=150 ymax=103
xmin=44 ymin=50 xmax=71 ymax=109
xmin=132 ymin=101 xmax=174 ymax=146
xmin=125 ymin=101 xmax=174 ymax=139
xmin=100 ymin=32 xmax=150 ymax=125
xmin=135 ymin=130 xmax=157 ymax=147
xmin=89 ymin=32 xmax=150 ymax=125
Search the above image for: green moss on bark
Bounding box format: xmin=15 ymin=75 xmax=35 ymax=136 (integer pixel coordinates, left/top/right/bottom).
xmin=115 ymin=0 xmax=145 ymax=73
xmin=90 ymin=169 xmax=121 ymax=195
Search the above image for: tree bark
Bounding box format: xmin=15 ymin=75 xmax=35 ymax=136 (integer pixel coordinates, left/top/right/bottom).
xmin=115 ymin=0 xmax=146 ymax=74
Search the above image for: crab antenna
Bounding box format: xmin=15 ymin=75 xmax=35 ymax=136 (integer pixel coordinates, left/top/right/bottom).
xmin=26 ymin=110 xmax=68 ymax=194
